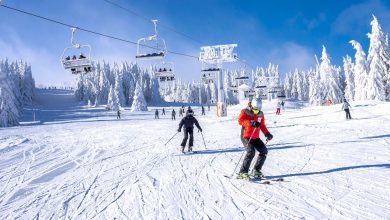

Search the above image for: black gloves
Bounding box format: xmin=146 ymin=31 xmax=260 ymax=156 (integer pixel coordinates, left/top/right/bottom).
xmin=177 ymin=129 xmax=181 ymax=132
xmin=199 ymin=128 xmax=203 ymax=132
xmin=265 ymin=132 xmax=273 ymax=141
xmin=250 ymin=120 xmax=261 ymax=128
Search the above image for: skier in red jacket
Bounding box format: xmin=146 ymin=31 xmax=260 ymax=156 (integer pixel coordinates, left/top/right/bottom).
xmin=237 ymin=98 xmax=273 ymax=180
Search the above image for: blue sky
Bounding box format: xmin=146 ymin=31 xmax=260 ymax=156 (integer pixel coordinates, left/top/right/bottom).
xmin=1 ymin=0 xmax=390 ymax=86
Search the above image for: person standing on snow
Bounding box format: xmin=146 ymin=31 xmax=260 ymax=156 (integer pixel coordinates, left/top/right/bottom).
xmin=178 ymin=108 xmax=202 ymax=153
xmin=201 ymin=106 xmax=205 ymax=115
xmin=155 ymin=109 xmax=159 ymax=119
xmin=179 ymin=108 xmax=183 ymax=117
xmin=281 ymin=100 xmax=285 ymax=110
xmin=117 ymin=110 xmax=121 ymax=119
xmin=342 ymin=99 xmax=352 ymax=119
xmin=162 ymin=108 xmax=166 ymax=115
xmin=238 ymin=98 xmax=273 ymax=180
xmin=276 ymin=101 xmax=281 ymax=115
xmin=172 ymin=109 xmax=176 ymax=120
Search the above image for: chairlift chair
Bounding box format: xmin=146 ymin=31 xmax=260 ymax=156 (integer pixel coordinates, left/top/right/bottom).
xmin=61 ymin=28 xmax=94 ymax=74
xmin=136 ymin=20 xmax=166 ymax=61
xmin=154 ymin=61 xmax=175 ymax=81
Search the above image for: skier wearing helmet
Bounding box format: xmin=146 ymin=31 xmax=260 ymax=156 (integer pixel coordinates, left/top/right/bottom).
xmin=237 ymin=97 xmax=273 ymax=180
xmin=178 ymin=107 xmax=202 ymax=153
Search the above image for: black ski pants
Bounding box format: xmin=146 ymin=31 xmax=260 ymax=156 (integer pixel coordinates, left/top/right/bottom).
xmin=344 ymin=109 xmax=352 ymax=119
xmin=239 ymin=138 xmax=268 ymax=173
xmin=181 ymin=128 xmax=194 ymax=148
xmin=172 ymin=115 xmax=176 ymax=120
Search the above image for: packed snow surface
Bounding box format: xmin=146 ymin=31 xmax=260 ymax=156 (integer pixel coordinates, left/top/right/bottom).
xmin=1 ymin=89 xmax=390 ymax=219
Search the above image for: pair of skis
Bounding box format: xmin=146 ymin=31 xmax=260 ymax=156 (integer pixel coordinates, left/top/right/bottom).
xmin=224 ymin=174 xmax=285 ymax=185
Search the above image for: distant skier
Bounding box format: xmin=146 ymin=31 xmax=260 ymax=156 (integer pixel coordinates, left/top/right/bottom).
xmin=208 ymin=104 xmax=210 ymax=111
xmin=155 ymin=109 xmax=159 ymax=119
xmin=281 ymin=100 xmax=285 ymax=110
xmin=162 ymin=108 xmax=166 ymax=115
xmin=342 ymin=99 xmax=352 ymax=120
xmin=179 ymin=108 xmax=183 ymax=117
xmin=117 ymin=110 xmax=121 ymax=119
xmin=276 ymin=102 xmax=281 ymax=115
xmin=201 ymin=106 xmax=205 ymax=115
xmin=178 ymin=108 xmax=202 ymax=153
xmin=172 ymin=109 xmax=176 ymax=120
xmin=237 ymin=98 xmax=273 ymax=180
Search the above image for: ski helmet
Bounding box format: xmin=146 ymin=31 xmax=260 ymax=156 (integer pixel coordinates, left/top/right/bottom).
xmin=251 ymin=98 xmax=262 ymax=110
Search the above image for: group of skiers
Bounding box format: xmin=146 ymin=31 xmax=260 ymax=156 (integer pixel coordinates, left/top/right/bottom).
xmin=153 ymin=106 xmax=206 ymax=121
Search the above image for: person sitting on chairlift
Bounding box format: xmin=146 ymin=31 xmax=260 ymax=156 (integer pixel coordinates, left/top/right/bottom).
xmin=72 ymin=55 xmax=77 ymax=60
xmin=65 ymin=56 xmax=71 ymax=61
xmin=79 ymin=53 xmax=86 ymax=59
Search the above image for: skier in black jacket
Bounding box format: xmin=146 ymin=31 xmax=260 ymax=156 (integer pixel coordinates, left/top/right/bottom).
xmin=178 ymin=108 xmax=202 ymax=153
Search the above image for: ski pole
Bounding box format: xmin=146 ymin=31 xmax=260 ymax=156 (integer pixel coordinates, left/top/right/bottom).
xmin=200 ymin=131 xmax=207 ymax=149
xmin=230 ymin=127 xmax=258 ymax=178
xmin=164 ymin=132 xmax=179 ymax=146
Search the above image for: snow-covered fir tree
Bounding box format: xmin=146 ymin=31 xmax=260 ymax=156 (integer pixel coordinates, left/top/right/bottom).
xmin=131 ymin=81 xmax=148 ymax=111
xmin=350 ymin=40 xmax=369 ymax=100
xmin=308 ymin=67 xmax=323 ymax=105
xmin=319 ymin=46 xmax=343 ymax=104
xmin=107 ymin=85 xmax=119 ymax=111
xmin=0 ymin=59 xmax=35 ymax=127
xmin=343 ymin=55 xmax=355 ymax=101
xmin=366 ymin=15 xmax=389 ymax=100
xmin=283 ymin=73 xmax=292 ymax=99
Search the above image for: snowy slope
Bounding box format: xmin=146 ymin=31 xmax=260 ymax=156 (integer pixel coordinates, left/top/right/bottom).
xmin=1 ymin=89 xmax=390 ymax=219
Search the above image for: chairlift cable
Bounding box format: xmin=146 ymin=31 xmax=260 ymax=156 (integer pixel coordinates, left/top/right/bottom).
xmin=103 ymin=0 xmax=205 ymax=45
xmin=0 ymin=4 xmax=198 ymax=59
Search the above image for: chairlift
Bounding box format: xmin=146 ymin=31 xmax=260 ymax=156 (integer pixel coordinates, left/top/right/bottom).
xmin=154 ymin=61 xmax=175 ymax=82
xmin=136 ymin=20 xmax=166 ymax=60
xmin=235 ymin=76 xmax=249 ymax=80
xmin=201 ymin=72 xmax=217 ymax=84
xmin=61 ymin=28 xmax=94 ymax=74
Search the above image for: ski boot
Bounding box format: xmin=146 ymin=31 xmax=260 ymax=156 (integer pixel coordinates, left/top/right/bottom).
xmin=188 ymin=146 xmax=193 ymax=152
xmin=252 ymin=170 xmax=265 ymax=179
xmin=237 ymin=172 xmax=250 ymax=180
xmin=181 ymin=146 xmax=185 ymax=153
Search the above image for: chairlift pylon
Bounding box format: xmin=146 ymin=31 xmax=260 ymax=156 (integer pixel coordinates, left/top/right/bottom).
xmin=61 ymin=28 xmax=94 ymax=74
xmin=136 ymin=20 xmax=167 ymax=60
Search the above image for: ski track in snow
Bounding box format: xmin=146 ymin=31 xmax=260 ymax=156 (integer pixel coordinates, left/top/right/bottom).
xmin=1 ymin=89 xmax=390 ymax=219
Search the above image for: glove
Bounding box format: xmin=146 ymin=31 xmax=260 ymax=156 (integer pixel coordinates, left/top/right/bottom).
xmin=177 ymin=129 xmax=181 ymax=132
xmin=265 ymin=132 xmax=273 ymax=141
xmin=250 ymin=120 xmax=261 ymax=128
xmin=199 ymin=128 xmax=203 ymax=132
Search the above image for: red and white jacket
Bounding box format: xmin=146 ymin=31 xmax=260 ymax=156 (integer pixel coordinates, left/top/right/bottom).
xmin=238 ymin=108 xmax=269 ymax=139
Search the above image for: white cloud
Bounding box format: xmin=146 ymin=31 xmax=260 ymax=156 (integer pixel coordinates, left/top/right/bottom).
xmin=332 ymin=0 xmax=390 ymax=35
xmin=0 ymin=29 xmax=74 ymax=86
xmin=267 ymin=42 xmax=316 ymax=75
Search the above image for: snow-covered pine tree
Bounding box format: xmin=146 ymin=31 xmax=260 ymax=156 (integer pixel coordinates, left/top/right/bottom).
xmin=343 ymin=55 xmax=355 ymax=101
xmin=131 ymin=81 xmax=148 ymax=111
xmin=319 ymin=46 xmax=343 ymax=104
xmin=350 ymin=40 xmax=369 ymax=100
xmin=74 ymin=74 xmax=85 ymax=101
xmin=283 ymin=72 xmax=292 ymax=99
xmin=308 ymin=67 xmax=323 ymax=105
xmin=107 ymin=85 xmax=119 ymax=111
xmin=291 ymin=69 xmax=299 ymax=99
xmin=367 ymin=15 xmax=389 ymax=101
xmin=0 ymin=63 xmax=20 ymax=127
xmin=113 ymin=64 xmax=125 ymax=106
